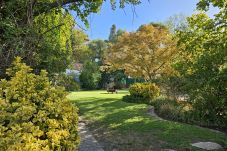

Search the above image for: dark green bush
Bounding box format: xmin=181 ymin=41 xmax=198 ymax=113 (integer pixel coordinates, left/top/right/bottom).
xmin=0 ymin=58 xmax=79 ymax=150
xmin=189 ymin=70 xmax=227 ymax=128
xmin=152 ymin=97 xmax=192 ymax=122
xmin=52 ymin=73 xmax=80 ymax=91
xmin=128 ymin=83 xmax=160 ymax=104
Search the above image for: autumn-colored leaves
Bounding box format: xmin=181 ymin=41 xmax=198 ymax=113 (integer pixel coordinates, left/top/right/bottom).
xmin=105 ymin=24 xmax=178 ymax=81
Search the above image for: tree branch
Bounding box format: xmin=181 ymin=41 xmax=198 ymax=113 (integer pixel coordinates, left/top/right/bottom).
xmin=45 ymin=0 xmax=82 ymax=9
xmin=34 ymin=0 xmax=83 ymax=16
xmin=41 ymin=23 xmax=65 ymax=36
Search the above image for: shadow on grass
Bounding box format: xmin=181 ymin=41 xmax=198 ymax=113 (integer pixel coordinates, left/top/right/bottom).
xmin=71 ymin=95 xmax=227 ymax=150
xmin=100 ymin=92 xmax=129 ymax=94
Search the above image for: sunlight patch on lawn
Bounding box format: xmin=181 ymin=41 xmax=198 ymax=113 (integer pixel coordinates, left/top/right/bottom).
xmin=68 ymin=90 xmax=227 ymax=150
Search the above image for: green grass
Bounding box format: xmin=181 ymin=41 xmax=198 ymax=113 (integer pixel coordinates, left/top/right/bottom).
xmin=68 ymin=90 xmax=227 ymax=151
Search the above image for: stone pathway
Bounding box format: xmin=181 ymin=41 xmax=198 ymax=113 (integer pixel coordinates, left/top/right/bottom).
xmin=78 ymin=121 xmax=104 ymax=151
xmin=191 ymin=142 xmax=223 ymax=150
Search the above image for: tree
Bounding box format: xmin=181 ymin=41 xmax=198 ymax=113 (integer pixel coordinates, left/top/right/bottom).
xmin=164 ymin=13 xmax=188 ymax=33
xmin=71 ymin=30 xmax=90 ymax=64
xmin=0 ymin=7 xmax=89 ymax=77
xmin=0 ymin=0 xmax=142 ymax=78
xmin=108 ymin=24 xmax=117 ymax=43
xmin=175 ymin=11 xmax=227 ymax=126
xmin=88 ymin=39 xmax=108 ymax=65
xmin=108 ymin=24 xmax=126 ymax=43
xmin=116 ymin=29 xmax=125 ymax=38
xmin=98 ymin=25 xmax=127 ymax=89
xmin=106 ymin=24 xmax=178 ymax=81
xmin=79 ymin=61 xmax=101 ymax=90
xmin=0 ymin=0 xmax=141 ymax=27
xmin=34 ymin=10 xmax=86 ymax=74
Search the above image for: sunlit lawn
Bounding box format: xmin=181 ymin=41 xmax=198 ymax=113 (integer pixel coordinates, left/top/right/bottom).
xmin=68 ymin=90 xmax=227 ymax=151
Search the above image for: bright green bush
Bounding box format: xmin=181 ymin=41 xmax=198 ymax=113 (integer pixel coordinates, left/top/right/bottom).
xmin=52 ymin=73 xmax=80 ymax=91
xmin=128 ymin=83 xmax=160 ymax=103
xmin=0 ymin=57 xmax=79 ymax=151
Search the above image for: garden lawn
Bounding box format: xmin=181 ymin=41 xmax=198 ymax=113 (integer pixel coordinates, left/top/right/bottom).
xmin=68 ymin=90 xmax=227 ymax=151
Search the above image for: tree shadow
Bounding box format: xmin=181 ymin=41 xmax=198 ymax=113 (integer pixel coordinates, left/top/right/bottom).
xmin=72 ymin=94 xmax=227 ymax=150
xmin=100 ymin=91 xmax=129 ymax=94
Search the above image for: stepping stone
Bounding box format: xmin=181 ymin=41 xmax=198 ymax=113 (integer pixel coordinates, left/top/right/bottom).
xmin=147 ymin=106 xmax=158 ymax=117
xmin=147 ymin=106 xmax=163 ymax=120
xmin=191 ymin=142 xmax=222 ymax=150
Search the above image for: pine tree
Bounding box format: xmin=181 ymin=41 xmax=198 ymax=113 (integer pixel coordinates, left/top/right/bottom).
xmin=108 ymin=24 xmax=117 ymax=43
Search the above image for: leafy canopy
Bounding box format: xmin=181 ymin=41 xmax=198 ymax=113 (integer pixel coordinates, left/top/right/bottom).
xmin=106 ymin=24 xmax=178 ymax=81
xmin=175 ymin=7 xmax=227 ymax=126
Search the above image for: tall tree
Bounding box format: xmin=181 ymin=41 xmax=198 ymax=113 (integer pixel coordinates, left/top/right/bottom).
xmin=0 ymin=0 xmax=141 ymax=78
xmin=108 ymin=24 xmax=117 ymax=43
xmin=106 ymin=24 xmax=178 ymax=81
xmin=175 ymin=10 xmax=227 ymax=126
xmin=164 ymin=14 xmax=188 ymax=33
xmin=79 ymin=61 xmax=101 ymax=89
xmin=0 ymin=8 xmax=88 ymax=76
xmin=88 ymin=39 xmax=108 ymax=64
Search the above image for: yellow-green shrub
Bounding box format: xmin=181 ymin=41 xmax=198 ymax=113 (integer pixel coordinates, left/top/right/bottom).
xmin=128 ymin=83 xmax=160 ymax=103
xmin=0 ymin=57 xmax=79 ymax=151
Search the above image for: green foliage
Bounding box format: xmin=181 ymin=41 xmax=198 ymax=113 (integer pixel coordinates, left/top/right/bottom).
xmin=126 ymin=83 xmax=160 ymax=104
xmin=88 ymin=39 xmax=108 ymax=65
xmin=164 ymin=13 xmax=188 ymax=33
xmin=152 ymin=97 xmax=192 ymax=122
xmin=154 ymin=99 xmax=180 ymax=120
xmin=155 ymin=76 xmax=188 ymax=99
xmin=34 ymin=10 xmax=83 ymax=74
xmin=1 ymin=0 xmax=140 ymax=78
xmin=175 ymin=11 xmax=227 ymax=128
xmin=99 ymin=25 xmax=127 ymax=89
xmin=0 ymin=57 xmax=79 ymax=150
xmin=0 ymin=5 xmax=89 ymax=77
xmin=51 ymin=73 xmax=80 ymax=91
xmin=79 ymin=61 xmax=101 ymax=90
xmin=108 ymin=24 xmax=117 ymax=43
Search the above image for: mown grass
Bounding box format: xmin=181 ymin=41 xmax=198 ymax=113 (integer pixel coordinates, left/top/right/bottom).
xmin=68 ymin=90 xmax=227 ymax=151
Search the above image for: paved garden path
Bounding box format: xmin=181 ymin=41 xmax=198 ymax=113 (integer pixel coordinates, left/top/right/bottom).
xmin=78 ymin=119 xmax=104 ymax=151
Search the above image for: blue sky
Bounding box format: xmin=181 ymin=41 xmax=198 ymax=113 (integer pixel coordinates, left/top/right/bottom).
xmin=74 ymin=0 xmax=218 ymax=40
